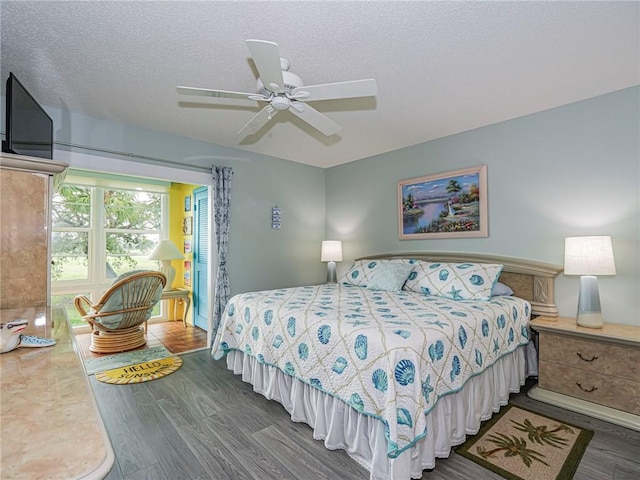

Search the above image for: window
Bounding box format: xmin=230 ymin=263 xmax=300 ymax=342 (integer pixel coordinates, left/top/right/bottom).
xmin=51 ymin=172 xmax=170 ymax=327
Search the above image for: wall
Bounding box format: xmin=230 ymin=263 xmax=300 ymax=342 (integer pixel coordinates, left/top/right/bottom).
xmin=169 ymin=182 xmax=198 ymax=291
xmin=326 ymin=87 xmax=639 ymax=326
xmin=2 ymin=88 xmax=636 ymax=325
xmin=19 ymin=107 xmax=328 ymax=298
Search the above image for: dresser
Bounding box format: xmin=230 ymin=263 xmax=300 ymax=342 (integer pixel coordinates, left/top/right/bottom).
xmin=529 ymin=316 xmax=640 ymax=431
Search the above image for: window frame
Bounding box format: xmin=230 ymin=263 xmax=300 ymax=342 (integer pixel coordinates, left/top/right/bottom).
xmin=51 ymin=174 xmax=171 ymax=329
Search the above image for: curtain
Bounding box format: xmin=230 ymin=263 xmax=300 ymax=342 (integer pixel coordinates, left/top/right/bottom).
xmin=211 ymin=166 xmax=233 ymax=341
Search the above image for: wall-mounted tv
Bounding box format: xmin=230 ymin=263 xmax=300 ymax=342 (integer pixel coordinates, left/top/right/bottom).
xmin=2 ymin=72 xmax=53 ymax=160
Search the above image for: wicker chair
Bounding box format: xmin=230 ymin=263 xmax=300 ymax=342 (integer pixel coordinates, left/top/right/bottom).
xmin=74 ymin=270 xmax=166 ymax=354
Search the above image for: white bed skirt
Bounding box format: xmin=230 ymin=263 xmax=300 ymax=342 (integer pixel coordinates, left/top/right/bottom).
xmin=225 ymin=343 xmax=537 ymax=480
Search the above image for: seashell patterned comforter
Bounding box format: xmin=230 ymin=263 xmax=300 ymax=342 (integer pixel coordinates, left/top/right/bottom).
xmin=211 ymin=283 xmax=531 ymax=458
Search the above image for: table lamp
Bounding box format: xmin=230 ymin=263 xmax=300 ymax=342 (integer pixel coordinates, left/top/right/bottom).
xmin=148 ymin=240 xmax=184 ymax=291
xmin=564 ymin=236 xmax=616 ymax=328
xmin=321 ymin=240 xmax=343 ymax=283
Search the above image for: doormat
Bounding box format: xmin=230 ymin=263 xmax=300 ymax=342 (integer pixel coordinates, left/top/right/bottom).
xmin=84 ymin=346 xmax=171 ymax=375
xmin=95 ymin=355 xmax=183 ymax=384
xmin=455 ymin=404 xmax=593 ymax=480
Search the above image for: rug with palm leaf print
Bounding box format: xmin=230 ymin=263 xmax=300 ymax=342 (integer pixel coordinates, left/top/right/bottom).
xmin=455 ymin=404 xmax=593 ymax=480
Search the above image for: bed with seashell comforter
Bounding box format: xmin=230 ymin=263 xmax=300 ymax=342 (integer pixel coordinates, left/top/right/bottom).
xmin=211 ymin=253 xmax=562 ymax=480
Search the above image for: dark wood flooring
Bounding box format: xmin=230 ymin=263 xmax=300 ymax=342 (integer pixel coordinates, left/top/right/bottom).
xmin=93 ymin=350 xmax=640 ymax=480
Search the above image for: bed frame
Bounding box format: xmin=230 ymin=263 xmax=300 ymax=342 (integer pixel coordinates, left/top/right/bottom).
xmin=357 ymin=252 xmax=563 ymax=317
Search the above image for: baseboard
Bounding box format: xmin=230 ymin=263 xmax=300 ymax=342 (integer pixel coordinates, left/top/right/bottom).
xmin=527 ymin=385 xmax=640 ymax=432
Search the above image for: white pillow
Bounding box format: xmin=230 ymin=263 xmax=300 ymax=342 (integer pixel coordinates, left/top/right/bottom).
xmin=492 ymin=281 xmax=514 ymax=296
xmin=340 ymin=259 xmax=413 ymax=288
xmin=404 ymin=261 xmax=503 ymax=301
xmin=366 ymin=263 xmax=415 ymax=292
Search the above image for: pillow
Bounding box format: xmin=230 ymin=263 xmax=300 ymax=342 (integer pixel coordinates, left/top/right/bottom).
xmin=366 ymin=262 xmax=415 ymax=292
xmin=492 ymin=281 xmax=514 ymax=297
xmin=99 ymin=270 xmax=164 ymax=329
xmin=404 ymin=261 xmax=503 ymax=301
xmin=340 ymin=258 xmax=413 ymax=287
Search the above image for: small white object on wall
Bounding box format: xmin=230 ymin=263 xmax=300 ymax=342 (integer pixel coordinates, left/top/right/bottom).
xmin=272 ymin=206 xmax=282 ymax=229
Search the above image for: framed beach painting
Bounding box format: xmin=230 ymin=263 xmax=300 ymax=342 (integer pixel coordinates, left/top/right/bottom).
xmin=398 ymin=165 xmax=488 ymax=240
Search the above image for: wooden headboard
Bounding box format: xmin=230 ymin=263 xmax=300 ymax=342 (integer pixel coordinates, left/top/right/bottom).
xmin=356 ymin=252 xmax=563 ymax=317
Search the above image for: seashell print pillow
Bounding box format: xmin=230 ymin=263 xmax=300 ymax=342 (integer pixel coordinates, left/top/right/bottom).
xmin=366 ymin=262 xmax=416 ymax=292
xmin=340 ymin=258 xmax=414 ymax=288
xmin=404 ymin=261 xmax=504 ymax=301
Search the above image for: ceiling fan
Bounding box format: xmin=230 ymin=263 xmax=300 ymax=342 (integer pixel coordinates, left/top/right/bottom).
xmin=177 ymin=39 xmax=377 ymax=137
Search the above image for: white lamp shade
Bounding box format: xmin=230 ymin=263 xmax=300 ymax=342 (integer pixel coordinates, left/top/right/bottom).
xmin=148 ymin=240 xmax=183 ymax=291
xmin=148 ymin=240 xmax=184 ymax=261
xmin=321 ymin=241 xmax=343 ymax=262
xmin=564 ymin=236 xmax=616 ymax=276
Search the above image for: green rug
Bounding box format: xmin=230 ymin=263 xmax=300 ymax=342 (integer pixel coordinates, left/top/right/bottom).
xmin=83 ymin=346 xmax=171 ymax=375
xmin=455 ymin=404 xmax=593 ymax=480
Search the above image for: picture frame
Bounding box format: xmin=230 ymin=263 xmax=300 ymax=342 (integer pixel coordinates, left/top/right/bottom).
xmin=183 ymin=261 xmax=191 ymax=287
xmin=184 ymin=195 xmax=191 ymax=212
xmin=398 ymin=165 xmax=488 ymax=240
xmin=182 ymin=216 xmax=192 ymax=235
xmin=183 ymin=240 xmax=192 ymax=254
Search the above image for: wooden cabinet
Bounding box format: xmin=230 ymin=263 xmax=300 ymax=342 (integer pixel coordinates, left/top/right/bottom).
xmin=529 ymin=316 xmax=640 ymax=431
xmin=0 ymin=152 xmax=67 ymax=309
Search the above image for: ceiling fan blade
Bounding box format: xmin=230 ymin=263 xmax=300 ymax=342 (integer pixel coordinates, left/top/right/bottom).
xmin=291 ymin=79 xmax=377 ymax=101
xmin=238 ymin=105 xmax=278 ymax=137
xmin=289 ymin=102 xmax=342 ymax=136
xmin=246 ymin=39 xmax=285 ymax=93
xmin=177 ymin=86 xmax=262 ymax=101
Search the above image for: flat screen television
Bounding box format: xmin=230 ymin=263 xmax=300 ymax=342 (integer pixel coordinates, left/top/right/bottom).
xmin=2 ymin=72 xmax=53 ymax=160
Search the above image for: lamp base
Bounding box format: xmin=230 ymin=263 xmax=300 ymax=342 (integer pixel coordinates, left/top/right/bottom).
xmin=577 ymin=312 xmax=604 ymax=329
xmin=576 ymin=275 xmax=603 ymax=329
xmin=326 ymin=261 xmax=337 ymax=283
xmin=159 ymin=260 xmax=175 ymax=291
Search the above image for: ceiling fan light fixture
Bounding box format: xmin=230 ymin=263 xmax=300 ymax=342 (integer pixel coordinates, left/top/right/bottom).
xmin=271 ymin=96 xmax=291 ymax=111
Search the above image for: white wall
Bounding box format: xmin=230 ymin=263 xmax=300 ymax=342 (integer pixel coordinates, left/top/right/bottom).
xmin=326 ymin=87 xmax=639 ymax=326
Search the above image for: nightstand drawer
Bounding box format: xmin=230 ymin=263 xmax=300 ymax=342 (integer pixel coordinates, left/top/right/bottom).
xmin=539 ymin=361 xmax=640 ymax=414
xmin=539 ymin=332 xmax=640 ymax=381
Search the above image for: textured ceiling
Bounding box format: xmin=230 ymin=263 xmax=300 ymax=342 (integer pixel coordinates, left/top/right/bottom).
xmin=1 ymin=1 xmax=638 ymax=168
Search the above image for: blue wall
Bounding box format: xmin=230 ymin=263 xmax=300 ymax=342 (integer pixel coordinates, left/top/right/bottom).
xmin=326 ymin=87 xmax=639 ymax=326
xmin=3 ymin=87 xmax=637 ymax=325
xmin=14 ymin=107 xmax=329 ymax=296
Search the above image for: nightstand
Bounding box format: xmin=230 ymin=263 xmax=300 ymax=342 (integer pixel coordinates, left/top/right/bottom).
xmin=529 ymin=316 xmax=640 ymax=431
xmin=160 ymin=288 xmax=191 ymax=327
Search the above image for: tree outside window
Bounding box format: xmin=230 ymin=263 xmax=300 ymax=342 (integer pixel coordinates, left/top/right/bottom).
xmin=52 ymin=181 xmax=167 ymax=325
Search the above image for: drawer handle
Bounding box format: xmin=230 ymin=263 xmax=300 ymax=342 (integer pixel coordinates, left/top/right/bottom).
xmin=576 ymin=382 xmax=597 ymax=393
xmin=576 ymin=352 xmax=598 ymax=362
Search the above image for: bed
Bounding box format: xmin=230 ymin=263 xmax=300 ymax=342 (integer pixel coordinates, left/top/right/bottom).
xmin=211 ymin=252 xmax=562 ymax=480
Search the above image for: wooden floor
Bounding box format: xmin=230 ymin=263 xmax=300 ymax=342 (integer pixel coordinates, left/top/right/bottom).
xmin=93 ymin=350 xmax=640 ymax=480
xmin=75 ymin=321 xmax=208 ymax=360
